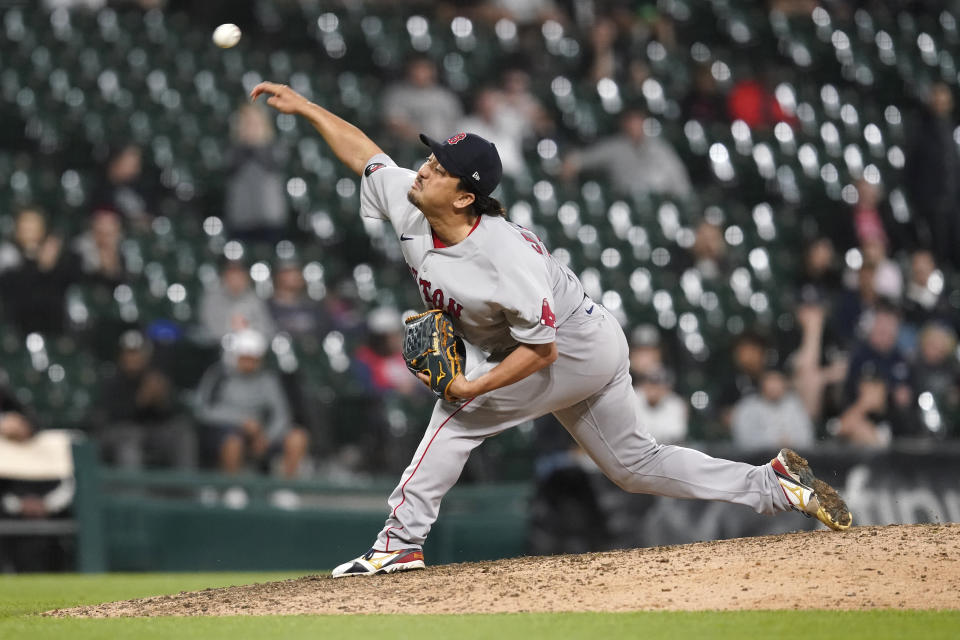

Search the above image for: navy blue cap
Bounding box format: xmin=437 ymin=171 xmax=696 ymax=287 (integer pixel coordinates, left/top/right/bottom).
xmin=419 ymin=132 xmax=503 ymax=197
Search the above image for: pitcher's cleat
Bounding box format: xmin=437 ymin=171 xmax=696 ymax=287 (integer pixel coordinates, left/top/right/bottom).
xmin=771 ymin=448 xmax=853 ymax=531
xmin=331 ymin=547 xmax=426 ymax=578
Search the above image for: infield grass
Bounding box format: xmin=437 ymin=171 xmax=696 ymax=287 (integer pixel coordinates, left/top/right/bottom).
xmin=1 ymin=573 xmax=956 ymax=640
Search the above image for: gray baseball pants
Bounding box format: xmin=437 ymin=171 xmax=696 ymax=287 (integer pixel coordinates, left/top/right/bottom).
xmin=375 ymin=299 xmax=792 ymax=551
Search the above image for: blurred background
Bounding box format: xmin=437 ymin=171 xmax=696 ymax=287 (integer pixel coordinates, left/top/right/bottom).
xmin=1 ymin=0 xmax=959 ymax=573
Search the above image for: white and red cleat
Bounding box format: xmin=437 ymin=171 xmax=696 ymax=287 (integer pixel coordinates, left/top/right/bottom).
xmin=331 ymin=547 xmax=426 ymax=578
xmin=772 ymin=448 xmax=853 ymax=531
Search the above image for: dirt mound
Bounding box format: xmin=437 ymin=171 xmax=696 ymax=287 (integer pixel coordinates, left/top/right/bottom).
xmin=49 ymin=524 xmax=960 ymax=616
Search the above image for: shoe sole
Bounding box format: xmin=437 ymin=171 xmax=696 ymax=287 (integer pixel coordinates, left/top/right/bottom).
xmin=332 ymin=559 xmax=426 ymax=578
xmin=781 ymin=450 xmax=853 ymax=531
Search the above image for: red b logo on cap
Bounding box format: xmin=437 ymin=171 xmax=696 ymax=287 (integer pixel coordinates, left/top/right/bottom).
xmin=446 ymin=132 xmax=467 ymax=145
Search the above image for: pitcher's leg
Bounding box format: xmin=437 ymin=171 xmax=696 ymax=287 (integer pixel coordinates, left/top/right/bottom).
xmin=553 ymin=370 xmax=792 ymax=516
xmin=374 ymin=398 xmax=485 ymax=550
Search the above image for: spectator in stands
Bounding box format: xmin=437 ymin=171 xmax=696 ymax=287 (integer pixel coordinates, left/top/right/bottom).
xmin=267 ymin=258 xmax=330 ymax=340
xmin=727 ymin=65 xmax=796 ymax=132
xmin=583 ymin=16 xmax=624 ymax=84
xmin=911 ymin=322 xmax=960 ymax=438
xmin=902 ymin=250 xmax=950 ymax=337
xmin=789 ymin=287 xmax=848 ymax=423
xmin=731 ymin=368 xmax=816 ymax=450
xmin=683 ymin=220 xmax=730 ymax=281
xmin=831 ymin=262 xmax=880 ymax=348
xmin=224 ymin=104 xmax=289 ymax=244
xmin=198 ymin=257 xmax=275 ymax=342
xmin=634 ymin=366 xmax=688 ymax=445
xmin=560 ymin=109 xmax=693 ymax=201
xmin=72 ymin=207 xmax=129 ymax=290
xmin=629 ymin=324 xmax=664 ymax=380
xmin=352 ymin=307 xmax=420 ymax=397
xmin=194 ymin=329 xmax=308 ymax=479
xmin=799 ymin=237 xmax=843 ymax=305
xmin=457 ymin=87 xmax=530 ymax=184
xmin=860 ymin=231 xmax=903 ymax=303
xmin=500 ymin=68 xmax=554 ymax=139
xmin=90 ymin=143 xmax=155 ymax=231
xmin=838 ymin=301 xmax=913 ymax=446
xmin=382 ymin=56 xmax=463 ymax=148
xmin=0 ymin=384 xmax=74 ymax=572
xmin=682 ymin=63 xmax=728 ymax=126
xmin=0 ymin=207 xmax=77 ymax=336
xmin=93 ymin=329 xmax=196 ymax=469
xmin=0 ymin=383 xmax=37 ymax=443
xmin=906 ymin=82 xmax=960 ymax=269
xmin=718 ymin=331 xmax=770 ymax=428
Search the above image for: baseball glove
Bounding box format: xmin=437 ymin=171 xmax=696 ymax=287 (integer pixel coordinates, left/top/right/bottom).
xmin=402 ymin=309 xmax=465 ymax=402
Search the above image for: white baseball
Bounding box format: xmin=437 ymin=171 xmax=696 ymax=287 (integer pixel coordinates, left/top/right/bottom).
xmin=212 ymin=23 xmax=241 ymax=48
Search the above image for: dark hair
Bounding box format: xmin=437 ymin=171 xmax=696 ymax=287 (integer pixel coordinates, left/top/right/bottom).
xmin=734 ymin=330 xmax=768 ymax=350
xmin=874 ymin=297 xmax=902 ymax=318
xmin=457 ymin=178 xmax=505 ymax=217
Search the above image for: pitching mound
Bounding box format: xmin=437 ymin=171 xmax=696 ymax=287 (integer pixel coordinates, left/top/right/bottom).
xmin=49 ymin=523 xmax=959 ymax=616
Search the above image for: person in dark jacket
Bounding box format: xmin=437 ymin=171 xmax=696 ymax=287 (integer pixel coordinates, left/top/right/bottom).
xmin=93 ymin=330 xmax=196 ymax=469
xmin=0 ymin=207 xmax=78 ymax=336
xmin=905 ymin=82 xmax=960 ymax=269
xmin=223 ymin=104 xmax=289 ymax=244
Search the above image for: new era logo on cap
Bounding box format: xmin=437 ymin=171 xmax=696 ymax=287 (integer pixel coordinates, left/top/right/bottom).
xmin=419 ymin=132 xmax=503 ymax=197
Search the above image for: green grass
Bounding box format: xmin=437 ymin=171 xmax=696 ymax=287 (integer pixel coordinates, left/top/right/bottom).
xmin=1 ymin=574 xmax=957 ymax=640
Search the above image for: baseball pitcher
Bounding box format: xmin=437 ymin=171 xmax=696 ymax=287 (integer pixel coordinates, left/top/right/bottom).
xmin=250 ymin=81 xmax=852 ymax=578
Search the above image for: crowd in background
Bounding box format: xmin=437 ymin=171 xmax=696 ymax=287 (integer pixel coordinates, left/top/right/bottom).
xmin=3 ymin=0 xmax=960 ymax=543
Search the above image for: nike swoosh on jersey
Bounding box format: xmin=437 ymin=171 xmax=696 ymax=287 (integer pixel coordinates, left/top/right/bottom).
xmin=400 ymin=234 xmax=414 ymax=241
xmin=586 ymin=305 xmax=595 ymax=314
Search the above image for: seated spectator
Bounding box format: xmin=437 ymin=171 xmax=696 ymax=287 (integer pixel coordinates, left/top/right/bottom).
xmin=71 ymin=207 xmax=129 ymax=290
xmin=382 ymin=56 xmax=463 ymax=148
xmin=0 ymin=206 xmax=78 ymax=336
xmin=859 ymin=235 xmax=902 ymax=304
xmin=681 ymin=220 xmax=730 ymax=282
xmin=717 ymin=331 xmax=770 ymax=427
xmin=837 ymin=375 xmax=893 ymax=448
xmin=789 ymin=288 xmax=848 ymax=422
xmin=838 ymin=301 xmax=913 ymax=446
xmin=798 ymin=237 xmax=843 ymax=305
xmin=224 ymin=104 xmax=289 ymax=244
xmin=727 ymin=66 xmax=796 ymax=132
xmin=629 ymin=324 xmax=664 ymax=380
xmin=352 ymin=307 xmax=421 ymax=397
xmin=911 ymin=322 xmax=960 ymax=438
xmin=634 ymin=367 xmax=688 ymax=444
xmin=198 ymin=257 xmax=275 ymax=342
xmin=457 ymin=87 xmax=530 ymax=184
xmin=500 ymin=68 xmax=554 ymax=139
xmin=90 ymin=143 xmax=156 ymax=231
xmin=92 ymin=330 xmax=196 ymax=469
xmin=560 ymin=108 xmax=693 ymax=201
xmin=194 ymin=329 xmax=308 ymax=479
xmin=731 ymin=369 xmax=816 ymax=450
xmin=831 ymin=262 xmax=880 ymax=348
xmin=267 ymin=258 xmax=331 ymax=341
xmin=582 ymin=15 xmax=625 ymax=84
xmin=902 ymin=250 xmax=950 ymax=335
xmin=682 ymin=63 xmax=728 ymax=126
xmin=0 ymin=386 xmax=74 ymax=572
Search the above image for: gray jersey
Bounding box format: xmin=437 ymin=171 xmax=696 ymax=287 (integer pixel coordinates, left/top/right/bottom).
xmin=360 ymin=153 xmax=584 ymax=355
xmin=352 ymin=154 xmax=794 ymax=555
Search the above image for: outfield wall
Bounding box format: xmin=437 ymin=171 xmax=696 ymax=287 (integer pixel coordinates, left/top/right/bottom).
xmin=68 ymin=441 xmax=960 ymax=572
